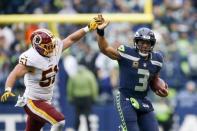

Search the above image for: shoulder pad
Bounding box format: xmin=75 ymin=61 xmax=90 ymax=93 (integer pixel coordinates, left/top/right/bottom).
xmin=117 ymin=45 xmax=125 ymax=52
xmin=155 ymin=52 xmax=164 ymax=63
xmin=19 ymin=54 xmax=28 ymax=66
xmin=117 ymin=45 xmax=140 ymax=61
xmin=56 ymin=38 xmax=64 ymax=54
xmin=19 ymin=50 xmax=32 ymax=66
xmin=19 ymin=48 xmax=41 ymax=68
xmin=151 ymin=52 xmax=164 ymax=67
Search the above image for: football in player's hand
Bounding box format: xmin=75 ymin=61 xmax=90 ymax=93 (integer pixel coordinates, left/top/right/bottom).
xmin=150 ymin=77 xmax=168 ymax=97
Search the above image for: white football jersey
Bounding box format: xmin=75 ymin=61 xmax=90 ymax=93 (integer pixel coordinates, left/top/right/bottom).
xmin=19 ymin=38 xmax=63 ymax=101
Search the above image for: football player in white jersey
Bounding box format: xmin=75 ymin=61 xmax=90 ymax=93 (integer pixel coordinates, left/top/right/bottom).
xmin=1 ymin=15 xmax=102 ymax=131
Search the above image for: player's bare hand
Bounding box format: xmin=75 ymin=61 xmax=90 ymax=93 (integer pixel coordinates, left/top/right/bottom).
xmin=97 ymin=14 xmax=110 ymax=30
xmin=155 ymin=83 xmax=169 ymax=97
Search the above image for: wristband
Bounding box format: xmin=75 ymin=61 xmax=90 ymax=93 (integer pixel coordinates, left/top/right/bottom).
xmin=97 ymin=28 xmax=104 ymax=36
xmin=83 ymin=26 xmax=90 ymax=33
xmin=5 ymin=87 xmax=12 ymax=92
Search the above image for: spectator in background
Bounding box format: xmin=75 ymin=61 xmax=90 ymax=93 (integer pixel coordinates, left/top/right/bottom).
xmin=175 ymin=80 xmax=197 ymax=131
xmin=79 ymin=43 xmax=99 ymax=77
xmin=25 ymin=24 xmax=39 ymax=45
xmin=160 ymin=53 xmax=186 ymax=90
xmin=10 ymin=24 xmax=27 ymax=52
xmin=0 ymin=51 xmax=9 ymax=89
xmin=67 ymin=58 xmax=98 ymax=131
xmin=0 ymin=30 xmax=10 ymax=91
xmin=176 ymin=81 xmax=197 ymax=108
xmin=95 ymin=52 xmax=118 ymax=104
xmin=0 ymin=26 xmax=15 ymax=51
xmin=72 ymin=0 xmax=100 ymax=13
xmin=0 ymin=0 xmax=26 ymax=14
xmin=153 ymin=94 xmax=175 ymax=131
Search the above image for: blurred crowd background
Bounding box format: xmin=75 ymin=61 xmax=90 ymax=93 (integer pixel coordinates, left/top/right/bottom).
xmin=0 ymin=0 xmax=197 ymax=131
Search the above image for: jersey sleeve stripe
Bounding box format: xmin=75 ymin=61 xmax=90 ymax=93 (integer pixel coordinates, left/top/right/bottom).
xmin=119 ymin=52 xmax=140 ymax=61
xmin=27 ymin=99 xmax=57 ymax=125
xmin=151 ymin=60 xmax=163 ymax=67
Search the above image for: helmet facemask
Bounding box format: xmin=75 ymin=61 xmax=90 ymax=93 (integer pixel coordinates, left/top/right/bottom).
xmin=134 ymin=40 xmax=154 ymax=57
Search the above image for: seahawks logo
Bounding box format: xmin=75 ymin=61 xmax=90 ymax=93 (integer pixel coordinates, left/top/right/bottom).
xmin=142 ymin=35 xmax=150 ymax=39
xmin=134 ymin=32 xmax=139 ymax=37
xmin=117 ymin=45 xmax=125 ymax=52
xmin=33 ymin=35 xmax=42 ymax=45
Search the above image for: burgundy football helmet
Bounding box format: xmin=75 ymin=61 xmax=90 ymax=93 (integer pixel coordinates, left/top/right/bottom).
xmin=30 ymin=29 xmax=56 ymax=57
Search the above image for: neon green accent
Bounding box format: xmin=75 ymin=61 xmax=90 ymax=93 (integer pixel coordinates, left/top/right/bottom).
xmin=118 ymin=45 xmax=125 ymax=52
xmin=121 ymin=125 xmax=127 ymax=131
xmin=130 ymin=98 xmax=140 ymax=109
xmin=156 ymin=111 xmax=171 ymax=122
xmin=154 ymin=103 xmax=172 ymax=122
xmin=167 ymin=88 xmax=177 ymax=99
xmin=115 ymin=92 xmax=127 ymax=131
xmin=181 ymin=61 xmax=190 ymax=75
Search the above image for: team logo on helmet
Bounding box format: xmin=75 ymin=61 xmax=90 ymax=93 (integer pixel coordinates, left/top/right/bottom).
xmin=33 ymin=34 xmax=42 ymax=45
xmin=134 ymin=32 xmax=140 ymax=37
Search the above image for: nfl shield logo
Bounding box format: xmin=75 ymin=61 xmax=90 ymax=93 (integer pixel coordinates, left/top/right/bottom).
xmin=132 ymin=61 xmax=139 ymax=68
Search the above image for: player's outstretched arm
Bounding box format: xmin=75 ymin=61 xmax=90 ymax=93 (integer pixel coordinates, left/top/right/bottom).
xmin=96 ymin=15 xmax=120 ymax=60
xmin=62 ymin=15 xmax=102 ymax=50
xmin=1 ymin=64 xmax=29 ymax=102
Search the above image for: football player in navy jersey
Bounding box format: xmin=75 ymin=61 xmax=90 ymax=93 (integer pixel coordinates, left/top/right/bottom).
xmin=96 ymin=15 xmax=168 ymax=131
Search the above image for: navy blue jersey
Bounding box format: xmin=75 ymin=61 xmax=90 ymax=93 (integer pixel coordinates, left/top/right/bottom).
xmin=117 ymin=45 xmax=163 ymax=99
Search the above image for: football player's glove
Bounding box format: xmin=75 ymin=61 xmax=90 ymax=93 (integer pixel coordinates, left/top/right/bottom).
xmin=83 ymin=14 xmax=108 ymax=32
xmin=87 ymin=16 xmax=103 ymax=31
xmin=1 ymin=91 xmax=15 ymax=102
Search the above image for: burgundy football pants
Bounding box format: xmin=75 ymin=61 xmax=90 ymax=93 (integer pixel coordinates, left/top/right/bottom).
xmin=24 ymin=99 xmax=65 ymax=131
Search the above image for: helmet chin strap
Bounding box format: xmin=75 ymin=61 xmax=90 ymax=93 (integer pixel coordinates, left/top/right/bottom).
xmin=139 ymin=51 xmax=149 ymax=57
xmin=134 ymin=43 xmax=149 ymax=57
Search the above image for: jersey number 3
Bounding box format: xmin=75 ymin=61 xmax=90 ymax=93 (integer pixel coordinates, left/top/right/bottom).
xmin=135 ymin=69 xmax=150 ymax=91
xmin=39 ymin=65 xmax=58 ymax=87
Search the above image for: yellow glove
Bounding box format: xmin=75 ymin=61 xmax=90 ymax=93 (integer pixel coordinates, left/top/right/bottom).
xmin=85 ymin=15 xmax=105 ymax=32
xmin=1 ymin=91 xmax=15 ymax=102
xmin=88 ymin=19 xmax=98 ymax=31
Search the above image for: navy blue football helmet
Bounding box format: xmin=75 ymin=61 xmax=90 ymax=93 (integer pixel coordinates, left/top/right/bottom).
xmin=133 ymin=27 xmax=156 ymax=57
